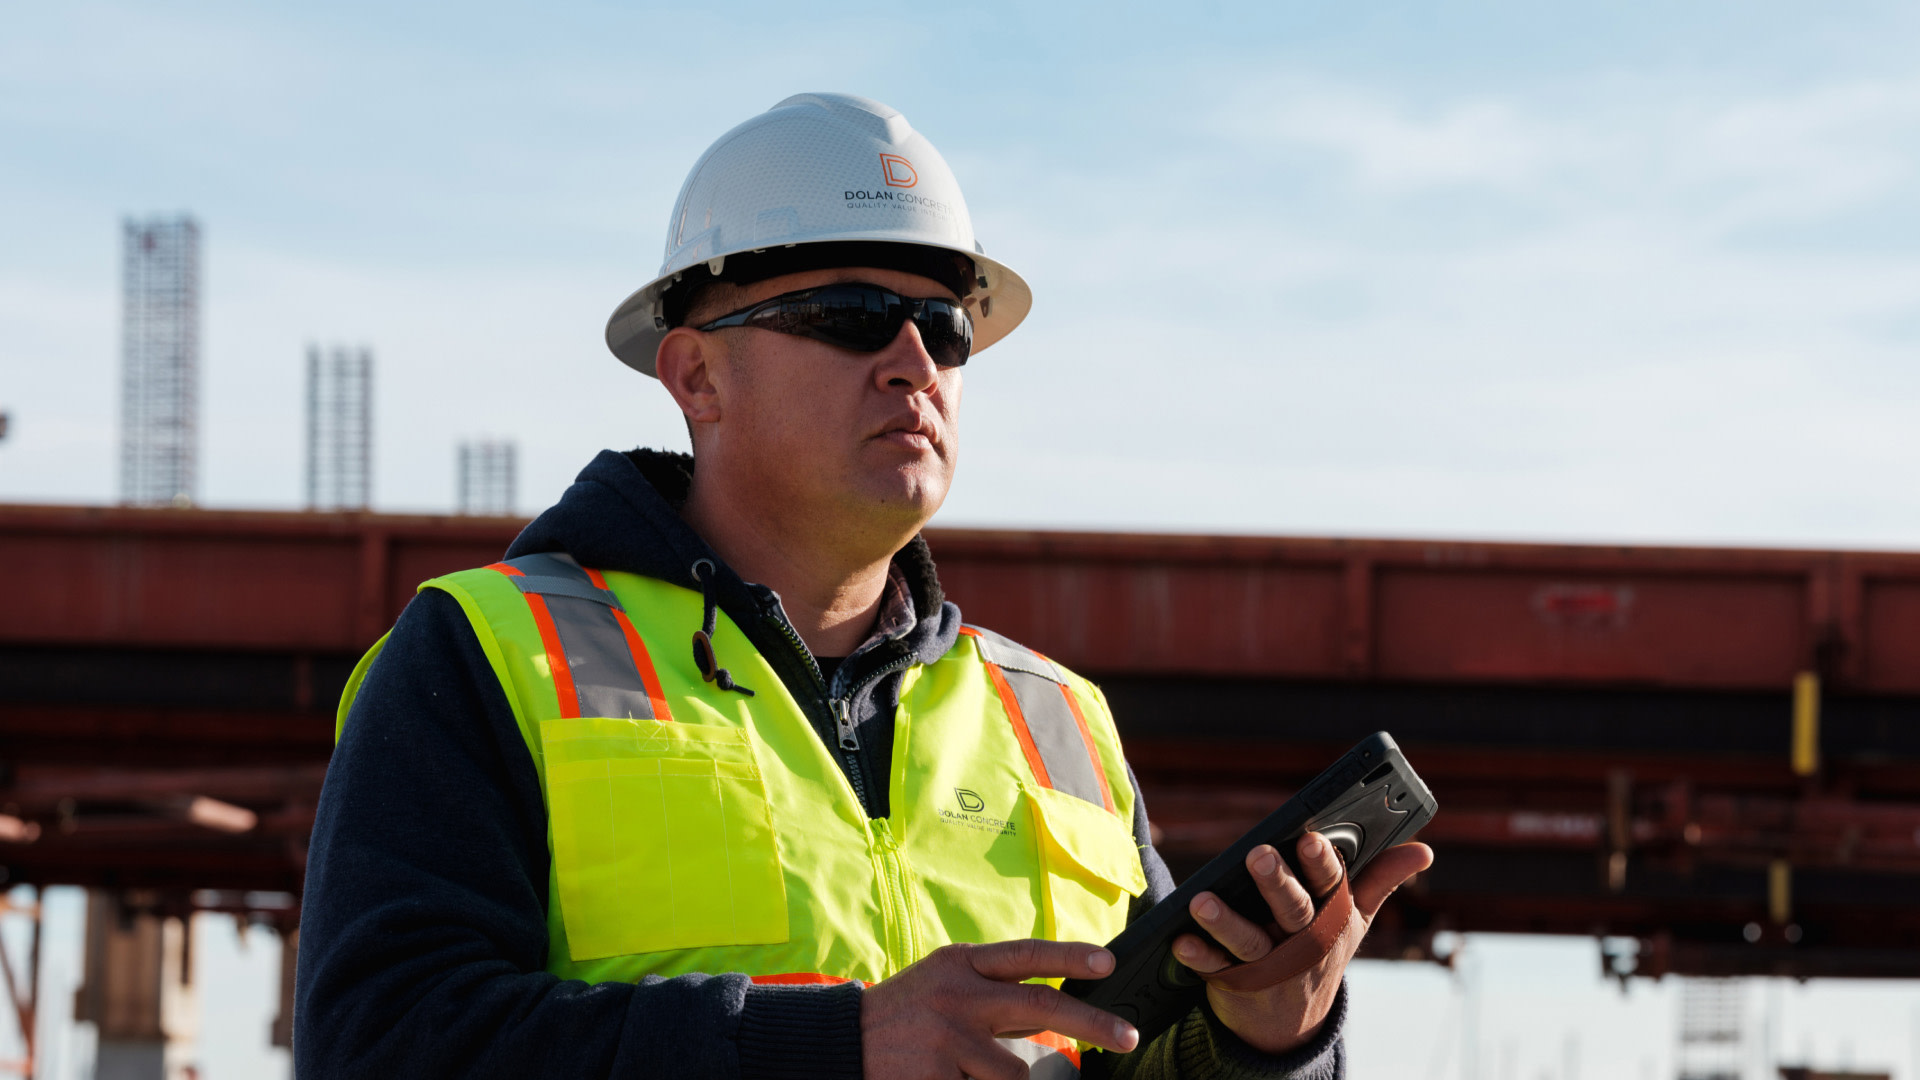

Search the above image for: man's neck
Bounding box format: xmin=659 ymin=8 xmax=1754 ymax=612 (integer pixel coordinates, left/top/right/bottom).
xmin=680 ymin=475 xmax=907 ymax=659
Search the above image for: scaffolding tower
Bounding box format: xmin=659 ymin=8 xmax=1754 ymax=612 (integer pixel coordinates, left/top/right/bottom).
xmin=306 ymin=345 xmax=373 ymax=510
xmin=120 ymin=216 xmax=200 ymax=507
xmin=458 ymin=439 xmax=517 ymax=515
xmin=1677 ymin=977 xmax=1746 ymax=1080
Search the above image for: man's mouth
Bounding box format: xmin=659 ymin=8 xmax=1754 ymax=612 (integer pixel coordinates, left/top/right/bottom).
xmin=875 ymin=414 xmax=938 ymax=451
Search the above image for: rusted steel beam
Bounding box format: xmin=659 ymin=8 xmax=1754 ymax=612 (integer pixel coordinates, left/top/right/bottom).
xmin=0 ymin=704 xmax=334 ymax=766
xmin=1139 ymin=781 xmax=1920 ymax=873
xmin=0 ymin=765 xmax=328 ymax=807
xmin=1 ymin=505 xmax=518 ymax=653
xmin=13 ymin=503 xmax=1920 ymax=695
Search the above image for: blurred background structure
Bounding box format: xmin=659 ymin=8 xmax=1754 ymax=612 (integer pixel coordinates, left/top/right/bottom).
xmin=74 ymin=894 xmax=198 ymax=1080
xmin=456 ymin=439 xmax=516 ymax=516
xmin=304 ymin=346 xmax=372 ymax=512
xmin=1679 ymin=979 xmax=1747 ymax=1080
xmin=6 ymin=502 xmax=1920 ymax=1077
xmin=117 ymin=219 xmax=198 ymax=510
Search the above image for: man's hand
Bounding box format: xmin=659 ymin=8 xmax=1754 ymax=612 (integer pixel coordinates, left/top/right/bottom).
xmin=861 ymin=939 xmax=1139 ymax=1080
xmin=1172 ymin=834 xmax=1435 ymax=1055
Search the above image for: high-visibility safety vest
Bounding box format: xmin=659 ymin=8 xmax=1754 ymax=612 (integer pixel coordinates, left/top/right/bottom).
xmin=338 ymin=552 xmax=1147 ymax=1076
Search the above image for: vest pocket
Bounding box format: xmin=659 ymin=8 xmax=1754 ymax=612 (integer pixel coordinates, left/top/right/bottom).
xmin=1026 ymin=783 xmax=1147 ymax=945
xmin=540 ymin=717 xmax=790 ymax=961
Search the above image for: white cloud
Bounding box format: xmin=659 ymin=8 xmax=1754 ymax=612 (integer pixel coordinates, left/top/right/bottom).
xmin=925 ymin=67 xmax=1920 ymax=546
xmin=1222 ymin=90 xmax=1583 ymax=193
xmin=1208 ymin=73 xmax=1920 ymax=239
xmin=1678 ymin=80 xmax=1920 ymax=230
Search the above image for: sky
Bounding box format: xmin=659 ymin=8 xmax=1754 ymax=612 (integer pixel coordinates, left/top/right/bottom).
xmin=6 ymin=1 xmax=1920 ymax=1077
xmin=7 ymin=1 xmax=1920 ymax=546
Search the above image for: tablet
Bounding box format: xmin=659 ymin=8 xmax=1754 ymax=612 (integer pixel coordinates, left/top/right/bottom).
xmin=1062 ymin=731 xmax=1437 ymax=1048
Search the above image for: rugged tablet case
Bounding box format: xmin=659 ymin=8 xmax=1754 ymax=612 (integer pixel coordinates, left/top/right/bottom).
xmin=1063 ymin=731 xmax=1438 ymax=1049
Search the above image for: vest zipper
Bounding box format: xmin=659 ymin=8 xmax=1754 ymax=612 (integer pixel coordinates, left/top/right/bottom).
xmin=764 ymin=601 xmax=916 ymax=820
xmin=833 ymin=698 xmax=860 ymax=751
xmin=832 ymin=697 xmax=870 ymax=812
xmin=764 ymin=608 xmax=876 ymax=813
xmin=868 ymin=818 xmax=920 ymax=973
xmin=832 ymin=652 xmax=915 ymax=816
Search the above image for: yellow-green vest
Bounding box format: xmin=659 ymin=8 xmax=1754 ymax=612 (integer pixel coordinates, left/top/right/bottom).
xmin=338 ymin=552 xmax=1146 ymax=1070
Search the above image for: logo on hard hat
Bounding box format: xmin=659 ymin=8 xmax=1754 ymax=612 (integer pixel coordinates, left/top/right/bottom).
xmin=879 ymin=154 xmax=918 ymax=189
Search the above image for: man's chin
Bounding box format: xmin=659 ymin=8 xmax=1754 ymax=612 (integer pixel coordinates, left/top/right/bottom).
xmin=839 ymin=469 xmax=949 ymax=526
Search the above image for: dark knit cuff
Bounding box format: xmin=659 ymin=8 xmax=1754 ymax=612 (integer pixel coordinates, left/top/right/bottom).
xmin=735 ymin=981 xmax=865 ymax=1079
xmin=1188 ymin=979 xmax=1349 ymax=1079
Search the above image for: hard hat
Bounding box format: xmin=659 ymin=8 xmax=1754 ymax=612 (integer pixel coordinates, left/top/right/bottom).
xmin=605 ymin=92 xmax=1031 ymax=377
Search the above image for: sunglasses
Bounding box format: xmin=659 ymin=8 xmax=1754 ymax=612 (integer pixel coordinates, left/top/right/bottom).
xmin=696 ymin=282 xmax=974 ymax=368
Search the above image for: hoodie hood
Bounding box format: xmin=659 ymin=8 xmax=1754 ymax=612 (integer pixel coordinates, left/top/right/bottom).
xmin=503 ymin=447 xmax=959 ymax=679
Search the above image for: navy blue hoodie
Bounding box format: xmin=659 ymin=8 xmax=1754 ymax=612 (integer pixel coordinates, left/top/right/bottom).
xmin=294 ymin=449 xmax=1346 ymax=1078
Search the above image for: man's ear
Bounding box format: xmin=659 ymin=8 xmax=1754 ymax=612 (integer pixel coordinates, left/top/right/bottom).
xmin=655 ymin=327 xmax=725 ymax=426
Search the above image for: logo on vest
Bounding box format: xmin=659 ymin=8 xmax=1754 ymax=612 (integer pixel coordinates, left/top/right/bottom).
xmin=940 ymin=788 xmax=1016 ymax=835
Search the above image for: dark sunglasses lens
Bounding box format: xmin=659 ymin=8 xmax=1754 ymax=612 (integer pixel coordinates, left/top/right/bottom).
xmin=746 ymin=286 xmax=885 ymax=347
xmin=915 ymin=299 xmax=972 ymax=367
xmin=786 ymin=286 xmax=900 ymax=350
xmin=748 ymin=284 xmax=971 ymax=365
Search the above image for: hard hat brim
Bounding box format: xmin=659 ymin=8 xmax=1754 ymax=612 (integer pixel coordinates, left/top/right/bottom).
xmin=604 ymin=240 xmax=1031 ymax=378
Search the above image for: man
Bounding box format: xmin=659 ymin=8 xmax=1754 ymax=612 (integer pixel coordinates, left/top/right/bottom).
xmin=296 ymin=92 xmax=1431 ymax=1079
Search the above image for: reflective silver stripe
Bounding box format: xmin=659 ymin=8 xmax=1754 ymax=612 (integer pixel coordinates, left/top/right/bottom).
xmin=508 ymin=552 xmax=597 ymax=587
xmin=1001 ymin=668 xmax=1104 ymax=807
xmin=965 ymin=625 xmax=1106 ymax=809
xmin=512 ymin=574 xmax=623 ymax=609
xmin=1000 ymin=1037 xmax=1079 ymax=1079
xmin=970 ymin=626 xmax=1065 ymax=683
xmin=501 ymin=553 xmax=659 ymax=720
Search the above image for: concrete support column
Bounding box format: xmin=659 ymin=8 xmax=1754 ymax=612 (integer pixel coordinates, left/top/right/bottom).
xmin=270 ymin=928 xmax=296 ymax=1050
xmin=73 ymin=890 xmax=198 ymax=1080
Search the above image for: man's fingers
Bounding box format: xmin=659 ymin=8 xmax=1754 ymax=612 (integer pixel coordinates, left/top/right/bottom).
xmin=1352 ymin=842 xmax=1435 ymax=919
xmin=1294 ymin=831 xmax=1345 ymax=899
xmin=955 ymin=1041 xmax=1038 ymax=1080
xmin=951 ymin=941 xmax=1143 ymax=1054
xmin=965 ymin=938 xmax=1115 ymax=983
xmin=863 ymin=941 xmax=1137 ymax=1080
xmin=1172 ymin=931 xmax=1235 ymax=974
xmin=984 ymin=980 xmax=1139 ymax=1053
xmin=1246 ymin=844 xmax=1315 ymax=935
xmin=1190 ymin=890 xmax=1276 ymax=962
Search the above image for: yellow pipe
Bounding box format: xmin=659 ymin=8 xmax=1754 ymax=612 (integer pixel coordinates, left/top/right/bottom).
xmin=1769 ymin=859 xmax=1792 ymax=925
xmin=1792 ymin=671 xmax=1820 ymax=777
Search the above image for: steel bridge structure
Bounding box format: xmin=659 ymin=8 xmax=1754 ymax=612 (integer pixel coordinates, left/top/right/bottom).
xmin=4 ymin=503 xmax=1920 ymax=992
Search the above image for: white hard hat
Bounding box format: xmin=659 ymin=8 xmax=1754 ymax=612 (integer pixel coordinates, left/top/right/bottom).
xmin=605 ymin=92 xmax=1032 ymax=377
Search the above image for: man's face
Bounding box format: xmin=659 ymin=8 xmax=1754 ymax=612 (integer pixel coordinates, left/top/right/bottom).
xmin=686 ymin=265 xmax=965 ymax=536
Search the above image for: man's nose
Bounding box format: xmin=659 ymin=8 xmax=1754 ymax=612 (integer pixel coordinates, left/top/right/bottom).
xmin=874 ymin=320 xmax=940 ymax=393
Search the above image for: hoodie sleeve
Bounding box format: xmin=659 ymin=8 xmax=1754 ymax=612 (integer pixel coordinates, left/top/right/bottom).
xmin=294 ymin=589 xmax=863 ymax=1080
xmin=1077 ymin=769 xmax=1347 ymax=1080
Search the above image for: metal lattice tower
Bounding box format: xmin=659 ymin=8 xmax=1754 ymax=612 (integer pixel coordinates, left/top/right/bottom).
xmin=119 ymin=216 xmax=200 ymax=507
xmin=306 ymin=345 xmax=374 ymax=510
xmin=1677 ymin=978 xmax=1746 ymax=1080
xmin=457 ymin=439 xmax=517 ymax=515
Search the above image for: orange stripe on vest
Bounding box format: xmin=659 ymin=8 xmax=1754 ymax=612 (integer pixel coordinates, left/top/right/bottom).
xmin=488 ymin=562 xmax=582 ymax=718
xmin=583 ymin=566 xmax=675 ymax=722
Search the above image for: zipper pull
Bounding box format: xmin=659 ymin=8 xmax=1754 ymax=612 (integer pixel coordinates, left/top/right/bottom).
xmin=835 ymin=698 xmax=860 ymax=752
